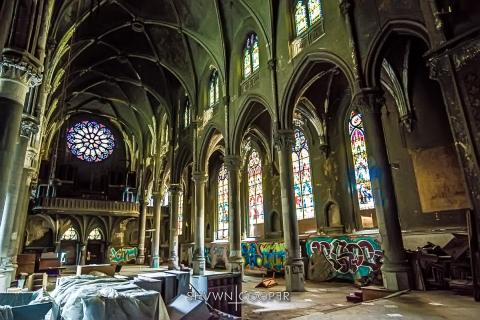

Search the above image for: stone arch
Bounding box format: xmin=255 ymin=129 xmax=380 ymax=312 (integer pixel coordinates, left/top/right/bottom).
xmin=198 ymin=122 xmax=226 ymax=172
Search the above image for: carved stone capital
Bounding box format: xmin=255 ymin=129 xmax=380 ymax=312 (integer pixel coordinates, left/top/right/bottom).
xmin=452 ymin=38 xmax=480 ymax=71
xmin=192 ymin=172 xmax=208 ymax=184
xmin=274 ymin=130 xmax=295 ymax=151
xmin=339 ymin=0 xmax=352 ymax=16
xmin=268 ymin=59 xmax=276 ymax=71
xmin=169 ymin=183 xmax=183 ymax=195
xmin=224 ymin=155 xmax=240 ymax=171
xmin=353 ymin=88 xmax=385 ymax=115
xmin=20 ymin=114 xmax=40 ymax=138
xmin=223 ymin=95 xmax=230 ymax=106
xmin=0 ymin=55 xmax=42 ymax=88
xmin=427 ymin=55 xmax=451 ymax=79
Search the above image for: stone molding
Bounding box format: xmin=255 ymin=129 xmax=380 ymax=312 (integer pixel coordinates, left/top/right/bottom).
xmin=0 ymin=55 xmax=42 ymax=88
xmin=353 ymin=88 xmax=386 ymax=115
xmin=339 ymin=0 xmax=352 ymax=16
xmin=169 ymin=183 xmax=183 ymax=195
xmin=274 ymin=130 xmax=295 ymax=151
xmin=224 ymin=155 xmax=241 ymax=171
xmin=20 ymin=115 xmax=40 ymax=138
xmin=192 ymin=172 xmax=208 ymax=184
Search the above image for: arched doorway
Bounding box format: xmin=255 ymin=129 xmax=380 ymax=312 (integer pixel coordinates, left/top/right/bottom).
xmin=86 ymin=227 xmax=104 ymax=265
xmin=60 ymin=227 xmax=79 ymax=265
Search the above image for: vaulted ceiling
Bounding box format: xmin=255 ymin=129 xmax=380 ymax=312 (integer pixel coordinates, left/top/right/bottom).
xmin=46 ymin=0 xmax=273 ymax=151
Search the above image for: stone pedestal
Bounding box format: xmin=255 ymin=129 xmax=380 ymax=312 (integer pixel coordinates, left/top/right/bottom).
xmin=151 ymin=192 xmax=161 ymax=268
xmin=224 ymin=157 xmax=243 ymax=276
xmin=168 ymin=184 xmax=182 ymax=270
xmin=136 ymin=200 xmax=147 ymax=265
xmin=274 ymin=131 xmax=305 ymax=292
xmin=192 ymin=173 xmax=207 ymax=275
xmin=355 ymin=88 xmax=411 ymax=291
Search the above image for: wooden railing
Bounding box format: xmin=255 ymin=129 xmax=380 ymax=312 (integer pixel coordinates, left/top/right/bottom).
xmin=34 ymin=197 xmax=140 ymax=216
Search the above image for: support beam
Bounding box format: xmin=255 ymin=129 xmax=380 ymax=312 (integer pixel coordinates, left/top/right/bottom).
xmin=168 ymin=184 xmax=181 ymax=270
xmin=274 ymin=130 xmax=305 ymax=292
xmin=192 ymin=172 xmax=207 ymax=275
xmin=135 ymin=199 xmax=147 ymax=265
xmin=224 ymin=156 xmax=243 ymax=276
xmin=151 ymin=192 xmax=161 ymax=268
xmin=354 ymin=88 xmax=411 ymax=291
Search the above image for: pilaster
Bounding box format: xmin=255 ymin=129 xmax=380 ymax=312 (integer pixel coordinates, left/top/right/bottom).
xmin=192 ymin=172 xmax=207 ymax=275
xmin=168 ymin=184 xmax=182 ymax=270
xmin=151 ymin=192 xmax=162 ymax=268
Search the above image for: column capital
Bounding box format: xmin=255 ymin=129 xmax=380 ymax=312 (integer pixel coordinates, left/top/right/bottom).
xmin=20 ymin=114 xmax=40 ymax=138
xmin=339 ymin=0 xmax=352 ymax=16
xmin=274 ymin=130 xmax=295 ymax=151
xmin=268 ymin=59 xmax=276 ymax=71
xmin=223 ymin=95 xmax=231 ymax=106
xmin=353 ymin=87 xmax=385 ymax=115
xmin=0 ymin=54 xmax=42 ymax=88
xmin=224 ymin=155 xmax=241 ymax=171
xmin=169 ymin=183 xmax=183 ymax=195
xmin=192 ymin=172 xmax=208 ymax=184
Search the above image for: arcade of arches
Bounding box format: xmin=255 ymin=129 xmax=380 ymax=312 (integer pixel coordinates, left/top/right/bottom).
xmin=1 ymin=0 xmax=480 ymax=299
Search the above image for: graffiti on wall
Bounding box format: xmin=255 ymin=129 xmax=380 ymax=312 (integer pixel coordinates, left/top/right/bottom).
xmin=241 ymin=242 xmax=285 ymax=272
xmin=306 ymin=237 xmax=382 ymax=278
xmin=110 ymin=247 xmax=138 ymax=263
xmin=205 ymin=243 xmax=229 ymax=268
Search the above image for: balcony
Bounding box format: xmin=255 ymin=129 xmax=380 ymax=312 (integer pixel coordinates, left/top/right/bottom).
xmin=33 ymin=197 xmax=140 ymax=216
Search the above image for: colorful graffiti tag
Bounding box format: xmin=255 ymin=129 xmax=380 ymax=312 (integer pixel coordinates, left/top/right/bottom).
xmin=110 ymin=247 xmax=138 ymax=263
xmin=241 ymin=242 xmax=285 ymax=272
xmin=204 ymin=243 xmax=229 ymax=268
xmin=306 ymin=237 xmax=382 ymax=279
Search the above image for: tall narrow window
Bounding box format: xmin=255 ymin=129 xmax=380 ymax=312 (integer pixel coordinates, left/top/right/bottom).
xmin=88 ymin=228 xmax=102 ymax=240
xmin=178 ymin=193 xmax=183 ymax=235
xmin=292 ymin=129 xmax=314 ymax=219
xmin=165 ymin=124 xmax=169 ymax=143
xmin=248 ymin=150 xmax=264 ymax=233
xmin=162 ymin=184 xmax=169 ymax=206
xmin=218 ymin=164 xmax=229 ymax=240
xmin=308 ymin=0 xmax=322 ymax=24
xmin=184 ymin=100 xmax=191 ymax=128
xmin=209 ymin=70 xmax=219 ymax=107
xmin=215 ymin=76 xmax=220 ymax=104
xmin=243 ymin=34 xmax=259 ymax=79
xmin=295 ymin=1 xmax=308 ymax=36
xmin=61 ymin=227 xmax=78 ymax=241
xmin=349 ymin=111 xmax=375 ymax=210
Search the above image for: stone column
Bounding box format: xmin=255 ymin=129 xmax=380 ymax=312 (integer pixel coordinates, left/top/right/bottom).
xmin=274 ymin=130 xmax=305 ymax=292
xmin=168 ymin=184 xmax=182 ymax=270
xmin=151 ymin=192 xmax=162 ymax=268
xmin=0 ymin=116 xmax=38 ymax=284
xmin=79 ymin=243 xmax=87 ymax=266
xmin=135 ymin=199 xmax=147 ymax=265
xmin=192 ymin=173 xmax=207 ymax=275
xmin=0 ymin=1 xmax=15 ymax=55
xmin=355 ymin=88 xmax=411 ymax=291
xmin=224 ymin=156 xmax=243 ymax=275
xmin=0 ymin=56 xmax=41 ymax=222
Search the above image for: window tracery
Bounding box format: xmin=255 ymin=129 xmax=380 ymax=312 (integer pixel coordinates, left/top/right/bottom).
xmin=294 ymin=0 xmax=323 ymax=37
xmin=88 ymin=227 xmax=102 ymax=240
xmin=292 ymin=129 xmax=315 ymax=219
xmin=243 ymin=34 xmax=259 ymax=79
xmin=61 ymin=227 xmax=78 ymax=241
xmin=67 ymin=121 xmax=115 ymax=162
xmin=218 ymin=164 xmax=229 ymax=240
xmin=248 ymin=149 xmax=264 ymax=229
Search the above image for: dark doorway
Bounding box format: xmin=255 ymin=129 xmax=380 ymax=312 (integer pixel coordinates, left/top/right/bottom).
xmin=87 ymin=241 xmax=104 ymax=265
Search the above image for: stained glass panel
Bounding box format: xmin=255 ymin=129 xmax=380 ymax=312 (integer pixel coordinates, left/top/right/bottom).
xmin=178 ymin=193 xmax=183 ymax=235
xmin=215 ymin=76 xmax=220 ymax=104
xmin=308 ymin=0 xmax=322 ymax=24
xmin=218 ymin=164 xmax=229 ymax=240
xmin=291 ymin=129 xmax=315 ymax=220
xmin=184 ymin=100 xmax=190 ymax=128
xmin=295 ymin=1 xmax=309 ymax=36
xmin=88 ymin=227 xmax=102 ymax=240
xmin=209 ymin=79 xmax=215 ymax=106
xmin=67 ymin=121 xmax=115 ymax=162
xmin=61 ymin=227 xmax=78 ymax=241
xmin=252 ymin=35 xmax=260 ymax=72
xmin=248 ymin=149 xmax=264 ymax=234
xmin=244 ymin=49 xmax=251 ymax=78
xmin=349 ymin=111 xmax=375 ymax=210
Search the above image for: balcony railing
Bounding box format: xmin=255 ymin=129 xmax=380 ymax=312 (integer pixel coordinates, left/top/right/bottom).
xmin=34 ymin=197 xmax=140 ymax=216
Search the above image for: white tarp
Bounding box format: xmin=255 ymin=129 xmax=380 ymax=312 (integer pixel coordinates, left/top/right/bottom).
xmin=49 ymin=275 xmax=169 ymax=320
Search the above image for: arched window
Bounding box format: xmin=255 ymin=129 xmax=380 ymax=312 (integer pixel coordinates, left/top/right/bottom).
xmin=292 ymin=129 xmax=314 ymax=220
xmin=66 ymin=121 xmax=115 ymax=162
xmin=209 ymin=71 xmax=220 ymax=107
xmin=294 ymin=0 xmax=323 ymax=37
xmin=218 ymin=164 xmax=229 ymax=240
xmin=349 ymin=111 xmax=375 ymax=210
xmin=178 ymin=193 xmax=183 ymax=235
xmin=243 ymin=34 xmax=259 ymax=79
xmin=88 ymin=227 xmax=102 ymax=240
xmin=248 ymin=149 xmax=264 ymax=230
xmin=165 ymin=123 xmax=169 ymax=143
xmin=184 ymin=100 xmax=191 ymax=128
xmin=61 ymin=227 xmax=78 ymax=241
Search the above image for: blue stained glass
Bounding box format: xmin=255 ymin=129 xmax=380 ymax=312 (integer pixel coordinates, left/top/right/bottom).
xmin=349 ymin=111 xmax=375 ymax=210
xmin=88 ymin=227 xmax=102 ymax=240
xmin=184 ymin=100 xmax=190 ymax=128
xmin=244 ymin=34 xmax=259 ymax=79
xmin=218 ymin=164 xmax=229 ymax=240
xmin=308 ymin=0 xmax=322 ymax=24
xmin=248 ymin=150 xmax=264 ymax=232
xmin=291 ymin=129 xmax=315 ymax=220
xmin=295 ymin=1 xmax=309 ymax=36
xmin=244 ymin=50 xmax=251 ymax=78
xmin=67 ymin=121 xmax=115 ymax=162
xmin=178 ymin=193 xmax=183 ymax=235
xmin=61 ymin=227 xmax=78 ymax=241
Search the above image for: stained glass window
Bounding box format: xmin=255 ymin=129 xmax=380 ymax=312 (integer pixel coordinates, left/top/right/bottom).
xmin=295 ymin=1 xmax=308 ymax=36
xmin=88 ymin=227 xmax=102 ymax=240
xmin=61 ymin=227 xmax=78 ymax=241
xmin=178 ymin=193 xmax=183 ymax=235
xmin=209 ymin=71 xmax=220 ymax=107
xmin=349 ymin=111 xmax=375 ymax=210
xmin=248 ymin=150 xmax=264 ymax=232
xmin=292 ymin=129 xmax=315 ymax=219
xmin=163 ymin=185 xmax=169 ymax=206
xmin=218 ymin=164 xmax=229 ymax=240
xmin=67 ymin=121 xmax=115 ymax=162
xmin=215 ymin=76 xmax=220 ymax=104
xmin=165 ymin=124 xmax=169 ymax=143
xmin=243 ymin=33 xmax=259 ymax=79
xmin=308 ymin=0 xmax=322 ymax=24
xmin=184 ymin=100 xmax=190 ymax=128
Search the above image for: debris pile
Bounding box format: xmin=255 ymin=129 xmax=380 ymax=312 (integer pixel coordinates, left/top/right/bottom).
xmin=408 ymin=233 xmax=473 ymax=296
